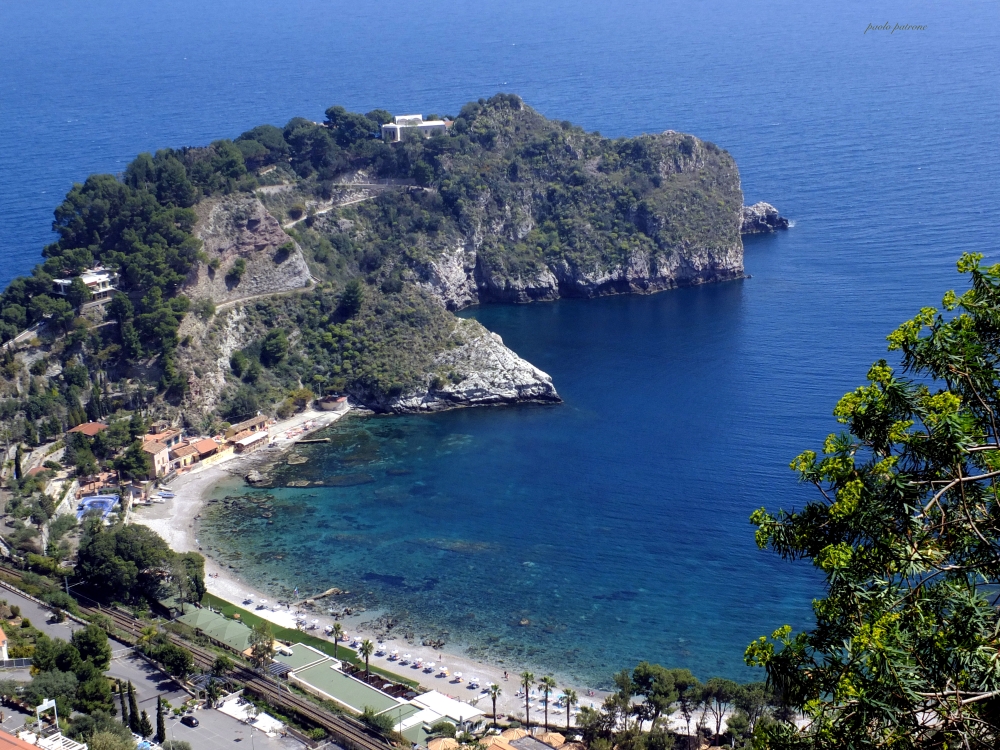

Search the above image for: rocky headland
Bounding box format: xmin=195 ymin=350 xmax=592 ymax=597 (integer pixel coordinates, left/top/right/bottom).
xmin=0 ymin=94 xmax=788 ymax=422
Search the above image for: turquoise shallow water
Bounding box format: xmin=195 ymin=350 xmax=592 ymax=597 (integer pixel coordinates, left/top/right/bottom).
xmin=5 ymin=0 xmax=1000 ymax=686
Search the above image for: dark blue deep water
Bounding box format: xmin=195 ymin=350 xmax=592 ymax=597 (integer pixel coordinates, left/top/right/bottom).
xmin=4 ymin=0 xmax=1000 ymax=684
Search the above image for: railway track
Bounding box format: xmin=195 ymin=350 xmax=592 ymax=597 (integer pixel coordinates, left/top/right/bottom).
xmin=0 ymin=564 xmax=393 ymax=750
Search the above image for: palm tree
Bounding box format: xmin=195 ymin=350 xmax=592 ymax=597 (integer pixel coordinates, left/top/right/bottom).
xmin=488 ymin=684 xmax=502 ymax=729
xmin=137 ymin=625 xmax=158 ymax=649
xmin=520 ymin=671 xmax=535 ymax=731
xmin=360 ymin=639 xmax=374 ymax=679
xmin=332 ymin=623 xmax=344 ymax=659
xmin=562 ymin=688 xmax=577 ymax=732
xmin=539 ymin=676 xmax=557 ymax=730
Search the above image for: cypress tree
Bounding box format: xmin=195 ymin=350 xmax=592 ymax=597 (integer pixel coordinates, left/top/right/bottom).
xmin=119 ymin=683 xmax=129 ymax=727
xmin=128 ymin=682 xmax=140 ymax=733
xmin=138 ymin=709 xmax=153 ymax=739
xmin=155 ymin=696 xmax=166 ymax=744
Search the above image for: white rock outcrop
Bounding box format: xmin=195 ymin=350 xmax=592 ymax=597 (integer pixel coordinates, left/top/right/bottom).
xmin=390 ymin=319 xmax=559 ymax=412
xmin=741 ymin=202 xmax=790 ymax=234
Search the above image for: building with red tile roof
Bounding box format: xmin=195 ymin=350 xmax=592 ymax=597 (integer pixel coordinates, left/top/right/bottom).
xmin=192 ymin=438 xmax=220 ymax=458
xmin=0 ymin=730 xmax=35 ymax=750
xmin=169 ymin=443 xmax=199 ymax=470
xmin=67 ymin=422 xmax=107 ymax=437
xmin=142 ymin=441 xmax=170 ymax=479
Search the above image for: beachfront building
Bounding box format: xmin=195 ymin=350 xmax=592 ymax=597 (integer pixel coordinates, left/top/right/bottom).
xmin=10 ymin=728 xmax=88 ymax=750
xmin=381 ymin=115 xmax=449 ymax=143
xmin=398 ymin=691 xmax=486 ymax=737
xmin=141 ymin=441 xmax=170 ymax=479
xmin=76 ymin=471 xmax=118 ymax=498
xmin=225 ymin=414 xmax=270 ymax=440
xmin=144 ymin=427 xmax=183 ymax=449
xmin=317 ymin=395 xmax=349 ymax=412
xmin=52 ymin=265 xmax=118 ymax=301
xmin=192 ymin=437 xmax=220 ymax=460
xmin=234 ymin=431 xmax=269 ymax=454
xmin=169 ymin=442 xmax=199 ymax=471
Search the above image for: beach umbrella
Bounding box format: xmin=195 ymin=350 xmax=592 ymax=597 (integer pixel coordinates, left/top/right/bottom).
xmin=539 ymin=732 xmax=566 ymax=747
xmin=480 ymin=737 xmax=516 ymax=750
xmin=454 ymin=671 xmax=462 ymax=679
xmin=501 ymin=729 xmax=529 ymax=741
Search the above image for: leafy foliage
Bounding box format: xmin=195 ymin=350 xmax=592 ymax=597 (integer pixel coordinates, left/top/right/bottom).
xmin=75 ymin=519 xmax=204 ymax=606
xmin=749 ymin=254 xmax=1000 ymax=749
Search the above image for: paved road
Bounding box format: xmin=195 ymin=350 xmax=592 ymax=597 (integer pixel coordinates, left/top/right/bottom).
xmin=0 ymin=587 xmax=184 ymax=706
xmin=163 ymin=705 xmax=302 ymax=750
xmin=0 ymin=585 xmax=304 ymax=749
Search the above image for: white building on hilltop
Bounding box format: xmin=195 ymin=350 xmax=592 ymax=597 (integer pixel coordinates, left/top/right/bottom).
xmin=53 ymin=266 xmax=119 ymax=301
xmin=381 ymin=114 xmax=449 ymax=143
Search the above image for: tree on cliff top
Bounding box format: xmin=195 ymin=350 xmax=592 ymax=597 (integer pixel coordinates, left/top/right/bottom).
xmin=750 ymin=254 xmax=1000 ymax=749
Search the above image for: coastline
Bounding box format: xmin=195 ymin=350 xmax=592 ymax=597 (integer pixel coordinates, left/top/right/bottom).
xmin=130 ymin=407 xmax=620 ymax=724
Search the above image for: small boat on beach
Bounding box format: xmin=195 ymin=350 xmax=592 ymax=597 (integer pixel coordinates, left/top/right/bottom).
xmin=158 ymin=492 xmax=175 ymax=498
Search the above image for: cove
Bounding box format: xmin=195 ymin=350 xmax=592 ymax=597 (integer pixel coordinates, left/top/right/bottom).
xmin=200 ymin=251 xmax=838 ymax=685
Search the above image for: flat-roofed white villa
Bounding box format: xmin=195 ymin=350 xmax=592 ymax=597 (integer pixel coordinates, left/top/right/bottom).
xmin=381 ymin=114 xmax=449 ymax=143
xmin=52 ymin=265 xmax=119 ymax=301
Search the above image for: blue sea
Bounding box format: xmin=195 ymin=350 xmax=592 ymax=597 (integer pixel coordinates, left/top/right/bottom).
xmin=4 ymin=0 xmax=999 ymax=685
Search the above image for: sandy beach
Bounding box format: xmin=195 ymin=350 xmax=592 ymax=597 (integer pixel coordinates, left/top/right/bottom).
xmin=130 ymin=406 xmax=623 ymax=726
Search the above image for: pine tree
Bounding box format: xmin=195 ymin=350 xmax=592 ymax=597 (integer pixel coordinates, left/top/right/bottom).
xmin=119 ymin=683 xmax=129 ymax=727
xmin=128 ymin=682 xmax=140 ymax=733
xmin=137 ymin=709 xmax=153 ymax=739
xmin=155 ymin=696 xmax=166 ymax=744
xmin=86 ymin=386 xmax=103 ymax=422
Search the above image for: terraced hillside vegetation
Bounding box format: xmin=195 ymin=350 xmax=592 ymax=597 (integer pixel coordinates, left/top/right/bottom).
xmin=0 ymin=94 xmax=747 ymax=433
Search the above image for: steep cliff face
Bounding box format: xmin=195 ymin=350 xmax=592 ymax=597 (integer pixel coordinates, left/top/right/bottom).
xmin=175 ymin=306 xmax=256 ymax=415
xmin=185 ymin=194 xmax=311 ymax=305
xmin=402 ymin=127 xmax=746 ymax=310
xmin=387 ymin=318 xmax=559 ymax=412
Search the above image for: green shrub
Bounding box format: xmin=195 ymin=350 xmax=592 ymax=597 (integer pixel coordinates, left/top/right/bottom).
xmin=226 ymin=258 xmax=247 ymax=286
xmin=193 ymin=298 xmax=215 ymax=320
xmin=430 ymin=720 xmax=456 ymax=737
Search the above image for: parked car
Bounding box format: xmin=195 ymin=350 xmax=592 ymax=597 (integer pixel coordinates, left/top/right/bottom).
xmin=180 ymin=716 xmax=199 ymax=728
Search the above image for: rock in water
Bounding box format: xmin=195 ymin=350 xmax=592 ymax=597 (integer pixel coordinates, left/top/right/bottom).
xmin=245 ymin=469 xmax=268 ymax=485
xmin=741 ymin=202 xmax=790 ymax=234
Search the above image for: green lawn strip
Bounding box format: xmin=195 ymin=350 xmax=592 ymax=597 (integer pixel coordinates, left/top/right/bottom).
xmin=201 ymin=593 xmax=418 ymax=688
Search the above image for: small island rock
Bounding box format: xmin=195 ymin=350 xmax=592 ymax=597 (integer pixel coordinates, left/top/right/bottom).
xmin=741 ymin=202 xmax=790 ymax=234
